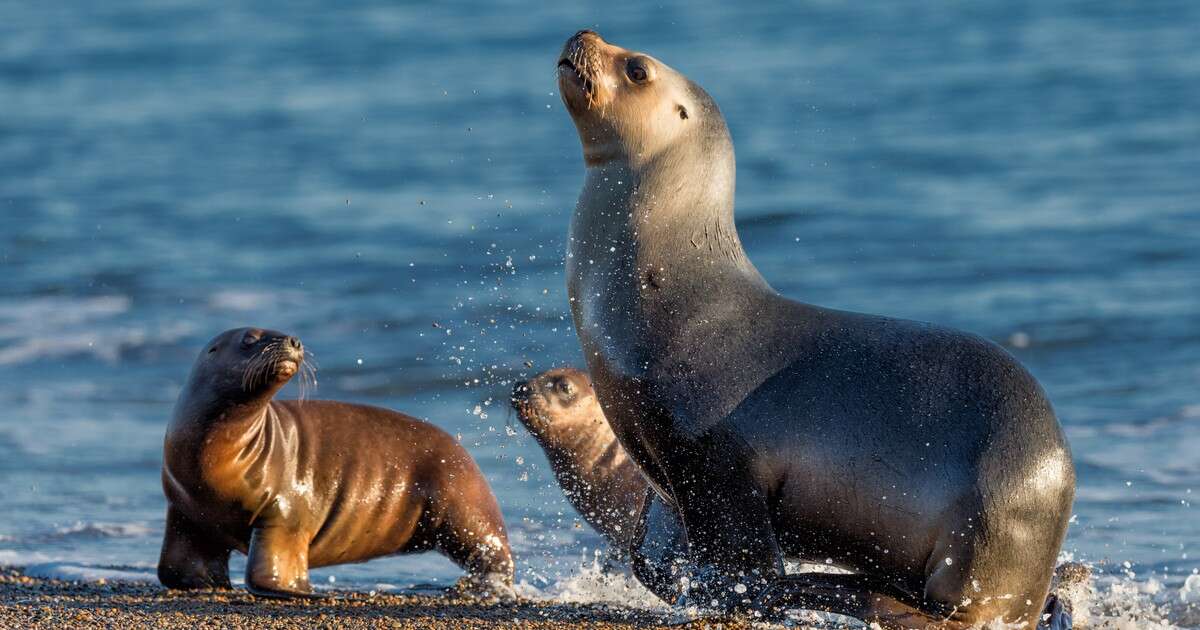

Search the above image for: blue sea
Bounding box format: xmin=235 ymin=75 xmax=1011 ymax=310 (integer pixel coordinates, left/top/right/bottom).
xmin=1 ymin=1 xmax=1198 ymax=625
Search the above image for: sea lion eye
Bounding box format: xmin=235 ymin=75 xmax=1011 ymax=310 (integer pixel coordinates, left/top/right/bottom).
xmin=677 ymin=105 xmax=689 ymax=120
xmin=554 ymin=378 xmax=575 ymax=397
xmin=625 ymin=58 xmax=653 ymax=84
xmin=208 ymin=346 xmax=219 ymax=354
xmin=241 ymin=332 xmax=262 ymax=347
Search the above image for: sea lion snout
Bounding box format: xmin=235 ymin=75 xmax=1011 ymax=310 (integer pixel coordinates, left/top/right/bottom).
xmin=571 ymin=29 xmax=600 ymax=44
xmin=510 ymin=379 xmax=531 ymax=405
xmin=561 ymin=29 xmax=604 ymax=59
xmin=558 ymin=29 xmax=621 ymax=112
xmin=512 ymin=369 xmax=594 ymax=422
xmin=280 ymin=335 xmax=304 ymax=362
xmin=269 ymin=335 xmax=304 ymax=378
xmin=210 ymin=327 xmax=308 ymax=393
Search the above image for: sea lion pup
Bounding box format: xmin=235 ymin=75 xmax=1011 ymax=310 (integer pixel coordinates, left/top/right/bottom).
xmin=557 ymin=30 xmax=1074 ymax=629
xmin=510 ymin=367 xmax=650 ymax=553
xmin=158 ymin=327 xmax=514 ymax=599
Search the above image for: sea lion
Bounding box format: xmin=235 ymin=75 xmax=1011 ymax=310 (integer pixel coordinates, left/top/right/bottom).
xmin=510 ymin=367 xmax=650 ymax=552
xmin=158 ymin=327 xmax=514 ymax=599
xmin=557 ymin=30 xmax=1075 ymax=629
xmin=511 ymin=370 xmax=1090 ymax=612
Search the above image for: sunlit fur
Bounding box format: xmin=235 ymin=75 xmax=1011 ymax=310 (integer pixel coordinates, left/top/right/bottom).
xmin=558 ymin=31 xmax=702 ymax=168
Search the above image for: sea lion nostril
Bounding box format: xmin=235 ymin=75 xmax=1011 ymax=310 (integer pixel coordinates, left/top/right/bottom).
xmin=510 ymin=380 xmax=530 ymax=405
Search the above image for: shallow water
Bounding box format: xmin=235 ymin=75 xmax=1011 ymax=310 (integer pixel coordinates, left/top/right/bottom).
xmin=1 ymin=1 xmax=1198 ymax=626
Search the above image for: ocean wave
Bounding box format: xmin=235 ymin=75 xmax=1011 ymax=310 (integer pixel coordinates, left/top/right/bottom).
xmin=29 ymin=521 xmax=156 ymax=543
xmin=23 ymin=562 xmax=157 ymax=584
xmin=0 ymin=294 xmax=193 ymax=366
xmin=0 ymin=295 xmax=130 ymax=332
xmin=206 ymin=288 xmax=309 ymax=312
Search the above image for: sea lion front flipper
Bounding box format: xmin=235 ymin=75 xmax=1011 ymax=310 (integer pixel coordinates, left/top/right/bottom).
xmin=630 ymin=490 xmax=688 ymax=603
xmin=1037 ymin=593 xmax=1073 ymax=630
xmin=669 ymin=428 xmax=785 ymax=613
xmin=157 ymin=506 xmax=232 ymax=590
xmin=245 ymin=525 xmax=323 ymax=599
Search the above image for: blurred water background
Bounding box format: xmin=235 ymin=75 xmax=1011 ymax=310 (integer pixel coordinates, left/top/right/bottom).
xmin=1 ymin=1 xmax=1198 ymax=625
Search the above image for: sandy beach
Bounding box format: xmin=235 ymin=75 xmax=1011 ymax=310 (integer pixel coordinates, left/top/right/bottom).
xmin=0 ymin=566 xmax=771 ymax=630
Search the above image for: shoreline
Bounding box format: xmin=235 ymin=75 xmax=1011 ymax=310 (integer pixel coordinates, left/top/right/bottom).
xmin=0 ymin=566 xmax=763 ymax=629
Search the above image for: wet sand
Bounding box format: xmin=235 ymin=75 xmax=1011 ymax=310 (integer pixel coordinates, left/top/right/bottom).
xmin=0 ymin=567 xmax=772 ymax=629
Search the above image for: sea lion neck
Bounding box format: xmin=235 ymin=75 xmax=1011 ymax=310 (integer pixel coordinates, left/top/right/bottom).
xmin=573 ymin=142 xmax=745 ymax=272
xmin=165 ymin=381 xmax=273 ymax=456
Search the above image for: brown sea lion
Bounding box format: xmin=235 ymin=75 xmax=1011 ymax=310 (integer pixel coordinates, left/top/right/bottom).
xmin=510 ymin=367 xmax=649 ymax=553
xmin=557 ymin=29 xmax=1075 ymax=629
xmin=158 ymin=327 xmax=514 ymax=599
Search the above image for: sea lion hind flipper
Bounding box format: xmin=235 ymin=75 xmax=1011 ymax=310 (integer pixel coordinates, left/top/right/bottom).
xmin=157 ymin=506 xmax=232 ymax=590
xmin=432 ymin=473 xmax=516 ymax=601
xmin=754 ymin=573 xmax=952 ymax=628
xmin=245 ymin=525 xmax=322 ymax=599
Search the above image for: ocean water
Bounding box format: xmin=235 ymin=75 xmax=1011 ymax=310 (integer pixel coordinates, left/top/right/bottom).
xmin=1 ymin=1 xmax=1198 ymax=626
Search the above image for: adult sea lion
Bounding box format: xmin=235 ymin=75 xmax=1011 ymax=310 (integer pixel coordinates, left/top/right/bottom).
xmin=512 ymin=370 xmax=1088 ymax=625
xmin=158 ymin=327 xmax=514 ymax=599
xmin=557 ymin=30 xmax=1074 ymax=629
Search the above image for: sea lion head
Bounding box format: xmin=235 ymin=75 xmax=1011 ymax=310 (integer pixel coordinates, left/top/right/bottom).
xmin=183 ymin=327 xmax=308 ymax=407
xmin=557 ymin=30 xmax=732 ymax=168
xmin=510 ymin=367 xmax=601 ymax=441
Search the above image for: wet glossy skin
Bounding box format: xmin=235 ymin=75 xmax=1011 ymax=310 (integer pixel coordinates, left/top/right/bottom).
xmin=558 ymin=30 xmax=1075 ymax=628
xmin=158 ymin=327 xmax=513 ymax=598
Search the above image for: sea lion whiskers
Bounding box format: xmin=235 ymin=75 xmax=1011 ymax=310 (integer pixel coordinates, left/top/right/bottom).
xmin=297 ymin=350 xmax=318 ymax=403
xmin=563 ymin=37 xmax=601 ymax=111
xmin=239 ymin=349 xmax=264 ymax=392
xmin=254 ymin=341 xmax=282 ymax=391
xmin=240 ymin=339 xmax=283 ymax=393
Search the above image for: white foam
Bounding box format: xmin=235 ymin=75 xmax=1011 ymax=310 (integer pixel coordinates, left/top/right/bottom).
xmin=43 ymin=521 xmax=157 ymax=542
xmin=1181 ymin=574 xmax=1200 ymax=603
xmin=517 ymin=560 xmax=669 ymax=611
xmin=23 ymin=562 xmax=156 ymax=584
xmin=0 ymin=550 xmax=54 ymax=566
